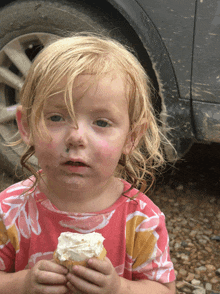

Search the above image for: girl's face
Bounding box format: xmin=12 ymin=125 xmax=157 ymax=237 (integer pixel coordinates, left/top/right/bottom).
xmin=30 ymin=74 xmax=133 ymax=192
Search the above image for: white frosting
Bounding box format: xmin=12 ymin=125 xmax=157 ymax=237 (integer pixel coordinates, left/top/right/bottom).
xmin=56 ymin=232 xmax=105 ymax=262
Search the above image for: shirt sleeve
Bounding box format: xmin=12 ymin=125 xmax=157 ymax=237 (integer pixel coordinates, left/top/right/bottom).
xmin=126 ymin=206 xmax=176 ymax=283
xmin=0 ymin=217 xmax=16 ymax=272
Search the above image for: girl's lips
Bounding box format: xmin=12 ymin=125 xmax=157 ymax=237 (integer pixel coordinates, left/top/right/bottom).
xmin=61 ymin=157 xmax=89 ymax=166
xmin=61 ymin=159 xmax=89 ymax=173
xmin=65 ymin=161 xmax=87 ymax=166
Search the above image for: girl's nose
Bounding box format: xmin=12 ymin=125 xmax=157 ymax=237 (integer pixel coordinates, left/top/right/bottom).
xmin=65 ymin=124 xmax=86 ymax=148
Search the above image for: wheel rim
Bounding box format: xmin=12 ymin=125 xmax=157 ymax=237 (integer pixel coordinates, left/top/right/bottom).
xmin=0 ymin=32 xmax=58 ymax=164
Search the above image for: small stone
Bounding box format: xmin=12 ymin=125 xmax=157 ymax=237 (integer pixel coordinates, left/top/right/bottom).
xmin=216 ymin=212 xmax=220 ymax=219
xmin=192 ymin=289 xmax=206 ymax=294
xmin=211 ymin=236 xmax=220 ymax=241
xmin=203 ymin=235 xmax=211 ymax=241
xmin=186 ymin=273 xmax=195 ymax=281
xmin=205 ymin=283 xmax=212 ymax=291
xmin=203 ymin=229 xmax=213 ymax=235
xmin=179 ymin=268 xmax=187 ymax=276
xmin=182 ymin=287 xmax=191 ymax=293
xmin=174 ymin=242 xmax=181 ymax=249
xmin=210 ymin=277 xmax=219 ymax=284
xmin=198 ymin=238 xmax=207 ymax=245
xmin=216 ymin=268 xmax=220 ymax=276
xmin=191 ymin=279 xmax=201 ymax=286
xmin=176 ymin=281 xmax=185 ymax=289
xmin=181 ymin=241 xmax=188 ymax=247
xmin=209 ymin=197 xmax=216 ymax=203
xmin=162 ymin=196 xmax=169 ymax=201
xmin=190 ymin=230 xmax=198 ymax=237
xmin=205 ymin=246 xmax=212 ymax=253
xmin=176 ymin=184 xmax=184 ymax=190
xmin=188 ymin=242 xmax=194 ymax=247
xmin=206 ymin=264 xmax=216 ymax=271
xmin=195 ymin=266 xmax=207 ymax=272
xmin=181 ymin=219 xmax=188 ymax=226
xmin=183 ymin=260 xmax=191 ymax=265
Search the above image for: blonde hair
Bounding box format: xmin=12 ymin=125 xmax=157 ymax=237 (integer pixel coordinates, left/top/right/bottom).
xmin=18 ymin=33 xmax=166 ymax=194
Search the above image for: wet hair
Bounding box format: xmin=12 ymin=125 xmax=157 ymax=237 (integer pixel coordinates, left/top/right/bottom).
xmin=18 ymin=33 xmax=167 ymax=194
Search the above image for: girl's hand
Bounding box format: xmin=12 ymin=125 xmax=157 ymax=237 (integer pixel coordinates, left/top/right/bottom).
xmin=24 ymin=259 xmax=69 ymax=294
xmin=66 ymin=257 xmax=121 ymax=294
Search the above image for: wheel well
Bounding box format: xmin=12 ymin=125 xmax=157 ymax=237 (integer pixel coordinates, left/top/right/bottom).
xmin=63 ymin=0 xmax=162 ymax=115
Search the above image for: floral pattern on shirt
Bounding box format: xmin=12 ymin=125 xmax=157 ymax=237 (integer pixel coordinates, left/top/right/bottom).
xmin=126 ymin=212 xmax=156 ymax=269
xmin=0 ymin=257 xmax=5 ymax=270
xmin=0 ymin=184 xmax=41 ymax=253
xmin=125 ymin=210 xmax=173 ymax=281
xmin=59 ymin=211 xmax=115 ymax=233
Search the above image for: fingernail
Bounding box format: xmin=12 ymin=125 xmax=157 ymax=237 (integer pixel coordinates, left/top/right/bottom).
xmin=87 ymin=259 xmax=93 ymax=265
xmin=73 ymin=265 xmax=79 ymax=271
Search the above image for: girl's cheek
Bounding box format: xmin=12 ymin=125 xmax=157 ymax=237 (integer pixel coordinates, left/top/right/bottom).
xmin=95 ymin=140 xmax=122 ymax=158
xmin=34 ymin=140 xmax=58 ymax=158
xmin=35 ymin=141 xmax=52 ymax=150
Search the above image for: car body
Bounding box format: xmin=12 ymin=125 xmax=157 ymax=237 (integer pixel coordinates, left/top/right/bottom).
xmin=0 ymin=0 xmax=219 ymax=175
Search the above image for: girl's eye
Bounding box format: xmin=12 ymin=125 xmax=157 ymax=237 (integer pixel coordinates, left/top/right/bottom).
xmin=49 ymin=115 xmax=64 ymax=122
xmin=95 ymin=120 xmax=110 ymax=128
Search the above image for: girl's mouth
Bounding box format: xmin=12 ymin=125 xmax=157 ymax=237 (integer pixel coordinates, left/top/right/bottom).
xmin=66 ymin=161 xmax=87 ymax=167
xmin=62 ymin=160 xmax=89 ymax=173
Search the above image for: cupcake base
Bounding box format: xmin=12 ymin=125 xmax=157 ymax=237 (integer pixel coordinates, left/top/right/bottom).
xmin=53 ymin=247 xmax=107 ymax=271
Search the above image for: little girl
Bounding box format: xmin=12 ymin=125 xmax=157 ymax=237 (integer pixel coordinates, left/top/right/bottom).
xmin=0 ymin=34 xmax=175 ymax=293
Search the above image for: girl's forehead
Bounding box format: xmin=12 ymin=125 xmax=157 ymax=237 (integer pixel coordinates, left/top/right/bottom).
xmin=45 ymin=94 xmax=66 ymax=108
xmin=44 ymin=73 xmax=129 ymax=112
xmin=46 ymin=72 xmax=128 ymax=103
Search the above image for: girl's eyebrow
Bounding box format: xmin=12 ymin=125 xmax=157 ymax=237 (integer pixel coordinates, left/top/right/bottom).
xmin=45 ymin=99 xmax=67 ymax=109
xmin=90 ymin=107 xmax=120 ymax=115
xmin=53 ymin=104 xmax=67 ymax=109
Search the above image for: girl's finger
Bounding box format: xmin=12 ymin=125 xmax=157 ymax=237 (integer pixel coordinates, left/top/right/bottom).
xmin=37 ymin=260 xmax=68 ymax=275
xmin=87 ymin=257 xmax=112 ymax=275
xmin=38 ymin=285 xmax=68 ymax=294
xmin=67 ymin=272 xmax=100 ymax=294
xmin=69 ymin=265 xmax=101 ymax=284
xmin=66 ymin=281 xmax=82 ymax=294
xmin=36 ymin=270 xmax=67 ymax=285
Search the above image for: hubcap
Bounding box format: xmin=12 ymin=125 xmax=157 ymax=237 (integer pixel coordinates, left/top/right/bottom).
xmin=0 ymin=32 xmax=58 ymax=161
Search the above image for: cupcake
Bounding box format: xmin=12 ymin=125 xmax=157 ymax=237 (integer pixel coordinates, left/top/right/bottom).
xmin=53 ymin=232 xmax=106 ymax=271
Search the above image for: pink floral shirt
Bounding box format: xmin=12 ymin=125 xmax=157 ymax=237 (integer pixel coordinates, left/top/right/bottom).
xmin=0 ymin=177 xmax=175 ymax=283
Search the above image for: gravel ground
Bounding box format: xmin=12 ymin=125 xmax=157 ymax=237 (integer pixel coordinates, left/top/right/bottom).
xmin=0 ymin=143 xmax=219 ymax=293
xmin=151 ymin=143 xmax=220 ymax=294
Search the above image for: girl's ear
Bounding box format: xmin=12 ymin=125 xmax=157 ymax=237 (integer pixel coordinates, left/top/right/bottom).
xmin=123 ymin=122 xmax=148 ymax=155
xmin=16 ymin=105 xmax=32 ymax=145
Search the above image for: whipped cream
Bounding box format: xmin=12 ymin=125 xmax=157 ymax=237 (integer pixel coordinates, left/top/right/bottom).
xmin=56 ymin=232 xmax=105 ymax=262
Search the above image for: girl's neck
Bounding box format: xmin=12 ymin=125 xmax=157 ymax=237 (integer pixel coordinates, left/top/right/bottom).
xmin=38 ymin=176 xmax=124 ymax=213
